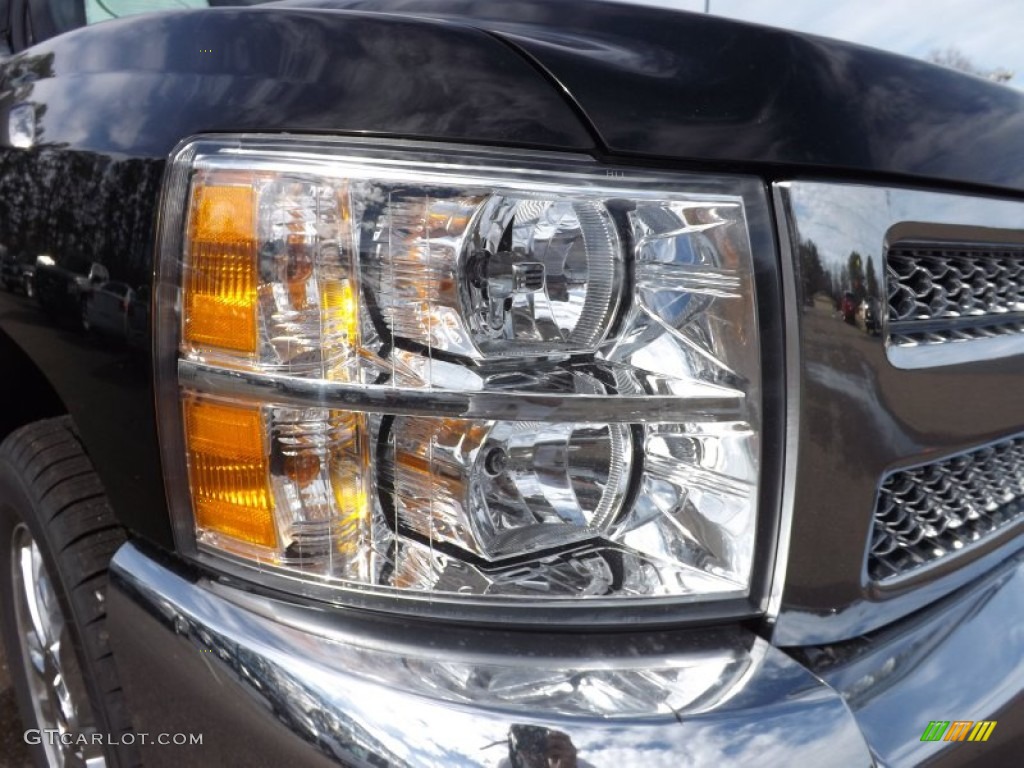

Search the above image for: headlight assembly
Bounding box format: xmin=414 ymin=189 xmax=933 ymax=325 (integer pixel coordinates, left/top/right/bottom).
xmin=155 ymin=137 xmax=770 ymax=624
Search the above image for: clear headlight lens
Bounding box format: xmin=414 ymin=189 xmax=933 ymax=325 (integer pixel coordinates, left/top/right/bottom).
xmin=157 ymin=137 xmax=765 ymax=619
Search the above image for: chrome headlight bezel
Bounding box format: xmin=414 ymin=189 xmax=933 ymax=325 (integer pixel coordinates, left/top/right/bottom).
xmin=153 ymin=135 xmax=785 ymax=627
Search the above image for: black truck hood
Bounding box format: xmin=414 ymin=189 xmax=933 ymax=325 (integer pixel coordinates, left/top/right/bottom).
xmin=288 ymin=0 xmax=1024 ymax=195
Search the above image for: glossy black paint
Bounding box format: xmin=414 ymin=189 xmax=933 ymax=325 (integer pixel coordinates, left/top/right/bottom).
xmin=0 ymin=5 xmax=594 ymax=548
xmin=1 ymin=7 xmax=592 ymax=156
xmin=303 ymin=0 xmax=1024 ymax=195
xmin=0 ymin=0 xmax=1022 ymax=633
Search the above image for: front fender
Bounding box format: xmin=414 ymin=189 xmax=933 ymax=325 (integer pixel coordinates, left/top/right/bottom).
xmin=0 ymin=5 xmax=593 ymax=548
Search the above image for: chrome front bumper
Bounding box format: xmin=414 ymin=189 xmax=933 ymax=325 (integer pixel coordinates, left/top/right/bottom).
xmin=107 ymin=542 xmax=1024 ymax=767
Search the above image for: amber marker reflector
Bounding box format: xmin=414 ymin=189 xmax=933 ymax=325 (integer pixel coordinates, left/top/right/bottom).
xmin=183 ymin=397 xmax=277 ymax=548
xmin=330 ymin=411 xmax=370 ymax=558
xmin=322 ymin=278 xmax=358 ymax=343
xmin=184 ymin=175 xmax=259 ymax=353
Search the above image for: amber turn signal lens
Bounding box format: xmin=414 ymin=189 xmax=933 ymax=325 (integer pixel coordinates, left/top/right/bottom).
xmin=184 ymin=177 xmax=258 ymax=353
xmin=321 ymin=278 xmax=359 ymax=346
xmin=183 ymin=397 xmax=276 ymax=548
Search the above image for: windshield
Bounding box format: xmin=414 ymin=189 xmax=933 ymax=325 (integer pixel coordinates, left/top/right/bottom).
xmin=84 ymin=1 xmax=210 ymax=25
xmin=84 ymin=0 xmax=274 ymax=24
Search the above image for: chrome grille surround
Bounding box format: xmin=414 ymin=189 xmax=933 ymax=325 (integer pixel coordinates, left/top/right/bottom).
xmin=889 ymin=318 xmax=1024 ymax=348
xmin=870 ymin=435 xmax=1024 ymax=582
xmin=773 ymin=181 xmax=1024 ymax=646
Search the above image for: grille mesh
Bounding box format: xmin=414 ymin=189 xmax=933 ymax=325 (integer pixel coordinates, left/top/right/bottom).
xmin=886 ymin=243 xmax=1024 ymax=337
xmin=869 ymin=436 xmax=1024 ymax=581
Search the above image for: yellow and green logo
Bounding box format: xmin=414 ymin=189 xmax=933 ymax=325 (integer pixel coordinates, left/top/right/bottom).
xmin=920 ymin=721 xmax=997 ymax=742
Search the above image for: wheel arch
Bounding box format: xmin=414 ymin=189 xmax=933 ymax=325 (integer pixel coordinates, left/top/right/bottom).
xmin=0 ymin=327 xmax=67 ymax=442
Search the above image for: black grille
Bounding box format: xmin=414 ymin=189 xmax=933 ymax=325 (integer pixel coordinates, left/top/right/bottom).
xmin=869 ymin=436 xmax=1024 ymax=581
xmin=886 ymin=243 xmax=1024 ymax=342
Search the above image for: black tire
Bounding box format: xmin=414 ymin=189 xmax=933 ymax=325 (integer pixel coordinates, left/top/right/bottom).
xmin=0 ymin=417 xmax=138 ymax=767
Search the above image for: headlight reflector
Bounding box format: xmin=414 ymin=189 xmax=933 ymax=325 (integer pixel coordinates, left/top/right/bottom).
xmin=387 ymin=416 xmax=634 ymax=562
xmin=461 ymin=195 xmax=622 ymax=356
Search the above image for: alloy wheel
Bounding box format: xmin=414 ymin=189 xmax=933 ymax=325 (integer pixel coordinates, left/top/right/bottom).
xmin=10 ymin=523 xmax=106 ymax=767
